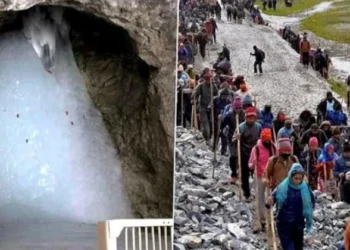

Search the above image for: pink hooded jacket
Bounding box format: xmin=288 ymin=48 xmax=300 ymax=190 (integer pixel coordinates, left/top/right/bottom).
xmin=248 ymin=139 xmax=277 ymax=177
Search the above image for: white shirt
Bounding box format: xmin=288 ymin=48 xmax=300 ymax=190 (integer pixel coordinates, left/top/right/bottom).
xmin=327 ymin=100 xmax=334 ymax=112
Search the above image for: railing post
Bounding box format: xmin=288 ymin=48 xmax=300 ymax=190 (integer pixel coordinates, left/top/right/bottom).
xmin=97 ymin=222 xmax=108 ymax=250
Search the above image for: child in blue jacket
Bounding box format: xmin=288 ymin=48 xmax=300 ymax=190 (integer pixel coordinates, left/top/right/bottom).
xmin=266 ymin=163 xmax=315 ymax=250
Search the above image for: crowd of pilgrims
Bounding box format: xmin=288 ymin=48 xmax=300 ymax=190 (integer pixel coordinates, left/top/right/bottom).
xmin=176 ymin=1 xmax=350 ymax=249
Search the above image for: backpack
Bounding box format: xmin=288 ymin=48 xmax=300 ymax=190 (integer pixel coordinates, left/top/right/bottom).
xmin=259 ymin=49 xmax=265 ymax=61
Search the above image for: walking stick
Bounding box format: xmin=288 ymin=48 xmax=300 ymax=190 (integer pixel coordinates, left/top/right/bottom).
xmin=270 ymin=199 xmax=278 ymax=250
xmin=181 ymin=88 xmax=184 ymax=127
xmin=194 ymin=99 xmax=198 ymax=132
xmin=236 ymin=113 xmax=243 ymax=200
xmin=272 ymin=124 xmax=277 ymax=143
xmin=246 ymin=55 xmax=251 ymax=76
xmin=213 ymin=110 xmax=224 ymax=178
xmin=191 ymin=104 xmax=194 ymax=129
xmin=266 ymin=188 xmax=278 ymax=250
xmin=265 ymin=188 xmax=272 ymax=248
xmin=210 ymin=81 xmax=215 ymax=142
xmin=254 ymin=151 xmax=261 ymax=231
xmin=306 ymin=153 xmax=310 ymax=184
xmin=323 ymin=163 xmax=328 ymax=193
xmin=253 ymin=95 xmax=257 ymax=108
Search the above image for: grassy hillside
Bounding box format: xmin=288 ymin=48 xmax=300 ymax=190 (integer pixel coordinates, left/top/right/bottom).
xmin=300 ymin=1 xmax=350 ymax=44
xmin=260 ymin=0 xmax=328 ymax=16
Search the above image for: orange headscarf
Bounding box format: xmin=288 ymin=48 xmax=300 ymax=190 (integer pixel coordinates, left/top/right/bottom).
xmin=240 ymin=83 xmax=248 ymax=92
xmin=261 ymin=128 xmax=272 ymax=142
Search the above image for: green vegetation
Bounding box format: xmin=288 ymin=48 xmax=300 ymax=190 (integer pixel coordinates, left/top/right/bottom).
xmin=328 ymin=78 xmax=347 ymax=99
xmin=300 ymin=0 xmax=350 ymax=44
xmin=259 ymin=0 xmax=328 ymax=16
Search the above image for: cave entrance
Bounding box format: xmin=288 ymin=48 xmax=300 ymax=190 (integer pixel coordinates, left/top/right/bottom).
xmin=0 ymin=5 xmax=153 ymax=249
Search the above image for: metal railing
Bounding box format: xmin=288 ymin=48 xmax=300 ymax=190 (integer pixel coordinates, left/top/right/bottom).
xmin=97 ymin=219 xmax=173 ymax=250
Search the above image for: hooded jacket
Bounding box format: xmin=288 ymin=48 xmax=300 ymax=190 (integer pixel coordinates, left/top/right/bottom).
xmin=328 ymin=137 xmax=343 ymax=155
xmin=277 ymin=126 xmax=293 ymax=139
xmin=178 ymin=47 xmax=188 ymax=61
xmin=212 ymin=95 xmax=231 ymax=121
xmin=258 ymin=109 xmax=274 ymax=129
xmin=334 ymin=155 xmax=350 ymax=178
xmin=301 ymin=128 xmax=328 ymax=148
xmin=320 ymin=121 xmax=332 ymax=139
xmin=248 ymin=140 xmax=277 ymax=177
xmin=316 ymin=142 xmax=338 ymax=180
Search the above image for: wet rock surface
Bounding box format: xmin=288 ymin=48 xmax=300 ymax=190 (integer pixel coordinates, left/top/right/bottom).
xmin=174 ymin=127 xmax=349 ymax=249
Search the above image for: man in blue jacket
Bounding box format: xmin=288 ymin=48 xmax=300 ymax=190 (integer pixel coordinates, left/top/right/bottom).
xmin=258 ymin=104 xmax=274 ymax=129
xmin=277 ymin=118 xmax=293 ymax=139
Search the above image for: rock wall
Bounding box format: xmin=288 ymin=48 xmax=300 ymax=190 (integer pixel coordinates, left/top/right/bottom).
xmin=0 ymin=0 xmax=177 ymax=218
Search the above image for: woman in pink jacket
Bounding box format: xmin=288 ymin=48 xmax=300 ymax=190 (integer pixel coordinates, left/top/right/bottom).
xmin=249 ymin=128 xmax=277 ymax=232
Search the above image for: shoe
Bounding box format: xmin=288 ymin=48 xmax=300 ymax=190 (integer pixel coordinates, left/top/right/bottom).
xmin=230 ymin=176 xmax=237 ymax=184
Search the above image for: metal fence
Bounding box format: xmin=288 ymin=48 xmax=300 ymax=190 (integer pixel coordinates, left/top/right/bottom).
xmin=97 ymin=219 xmax=173 ymax=250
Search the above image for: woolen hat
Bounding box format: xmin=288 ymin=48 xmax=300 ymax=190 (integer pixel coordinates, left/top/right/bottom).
xmin=233 ymin=96 xmax=242 ymax=109
xmin=243 ymin=95 xmax=253 ymax=105
xmin=245 ymin=107 xmax=257 ymax=118
xmin=309 ymin=137 xmax=318 ymax=147
xmin=278 ymin=138 xmax=292 ymax=152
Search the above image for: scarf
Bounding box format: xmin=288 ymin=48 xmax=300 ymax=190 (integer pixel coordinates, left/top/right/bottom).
xmin=318 ymin=142 xmax=337 ymax=163
xmin=276 ymin=163 xmax=313 ymax=231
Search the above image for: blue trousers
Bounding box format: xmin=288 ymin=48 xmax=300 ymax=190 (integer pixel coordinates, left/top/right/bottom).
xmin=277 ymin=221 xmax=304 ymax=250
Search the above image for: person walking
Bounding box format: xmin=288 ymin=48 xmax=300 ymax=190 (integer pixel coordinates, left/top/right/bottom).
xmin=266 ymin=163 xmax=315 ymax=250
xmin=250 ymin=45 xmax=265 ymax=74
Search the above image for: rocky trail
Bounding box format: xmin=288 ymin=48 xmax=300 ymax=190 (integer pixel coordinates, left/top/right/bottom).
xmin=196 ymin=17 xmax=342 ymax=119
xmin=174 ymin=14 xmax=349 ymax=250
xmin=174 ymin=128 xmax=350 ymax=250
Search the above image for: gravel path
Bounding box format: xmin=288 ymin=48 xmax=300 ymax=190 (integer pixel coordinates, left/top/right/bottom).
xmin=198 ymin=17 xmax=346 ymax=118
